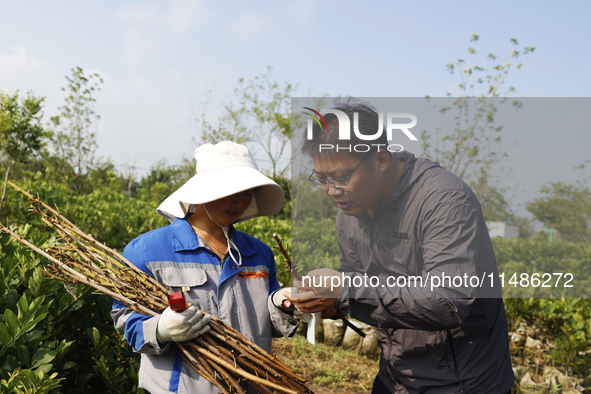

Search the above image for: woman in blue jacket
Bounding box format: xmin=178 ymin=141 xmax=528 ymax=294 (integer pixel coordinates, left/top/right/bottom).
xmin=111 ymin=141 xmax=298 ymax=394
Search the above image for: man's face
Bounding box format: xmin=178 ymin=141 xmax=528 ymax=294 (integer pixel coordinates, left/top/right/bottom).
xmin=311 ymin=153 xmax=383 ymax=216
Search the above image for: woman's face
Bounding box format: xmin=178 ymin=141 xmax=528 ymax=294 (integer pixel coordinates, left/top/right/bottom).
xmin=204 ymin=189 xmax=254 ymax=226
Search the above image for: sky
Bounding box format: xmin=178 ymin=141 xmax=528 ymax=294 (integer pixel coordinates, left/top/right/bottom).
xmin=1 ymin=0 xmax=590 ymax=221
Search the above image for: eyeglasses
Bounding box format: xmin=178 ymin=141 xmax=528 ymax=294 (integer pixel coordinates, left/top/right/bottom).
xmin=308 ymin=154 xmax=371 ymax=189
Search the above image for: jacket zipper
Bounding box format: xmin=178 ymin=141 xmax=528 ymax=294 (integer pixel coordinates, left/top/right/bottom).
xmin=446 ymin=329 xmax=464 ymax=392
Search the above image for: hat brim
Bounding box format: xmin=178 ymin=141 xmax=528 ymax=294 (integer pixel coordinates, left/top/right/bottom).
xmin=157 ymin=166 xmax=285 ymax=222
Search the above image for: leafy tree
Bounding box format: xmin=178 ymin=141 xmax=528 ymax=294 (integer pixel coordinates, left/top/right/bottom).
xmin=291 ymin=217 xmax=340 ymax=273
xmin=291 ymin=174 xmax=338 ymax=222
xmin=421 ymin=34 xmax=534 ymax=221
xmin=232 ymin=66 xmax=296 ymax=179
xmin=201 ymin=67 xmax=297 ymax=179
xmin=135 ymin=158 xmax=195 ymax=202
xmin=527 ymin=182 xmax=591 ymax=243
xmin=84 ymin=160 xmax=128 ymax=193
xmin=51 ymin=67 xmax=103 ymax=179
xmin=268 ymin=175 xmax=292 ymax=221
xmin=194 ymin=88 xmax=251 ymax=146
xmin=0 ymin=90 xmax=49 ymax=214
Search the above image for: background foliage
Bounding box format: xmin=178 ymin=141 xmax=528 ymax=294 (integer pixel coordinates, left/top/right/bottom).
xmin=1 ymin=55 xmax=590 ymax=392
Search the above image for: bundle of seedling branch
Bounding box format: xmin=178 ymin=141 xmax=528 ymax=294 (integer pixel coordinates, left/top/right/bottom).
xmin=0 ymin=182 xmax=313 ymax=394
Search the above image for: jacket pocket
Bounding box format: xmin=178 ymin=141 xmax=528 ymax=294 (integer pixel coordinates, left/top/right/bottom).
xmin=161 ymin=266 xmax=208 ymax=288
xmin=147 ymin=262 xmax=216 ymax=313
xmin=147 ymin=262 xmax=209 ymax=288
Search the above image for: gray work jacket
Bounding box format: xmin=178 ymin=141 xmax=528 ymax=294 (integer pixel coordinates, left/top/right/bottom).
xmin=335 ymin=151 xmax=514 ymax=393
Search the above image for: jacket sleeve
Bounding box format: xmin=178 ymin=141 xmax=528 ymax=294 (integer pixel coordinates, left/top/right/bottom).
xmin=111 ymin=238 xmax=171 ymax=355
xmin=336 ymin=189 xmax=484 ymax=331
xmin=264 ymin=246 xmax=299 ymax=338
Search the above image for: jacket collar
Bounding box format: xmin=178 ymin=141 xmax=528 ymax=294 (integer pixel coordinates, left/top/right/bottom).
xmin=170 ymin=218 xmax=255 ymax=257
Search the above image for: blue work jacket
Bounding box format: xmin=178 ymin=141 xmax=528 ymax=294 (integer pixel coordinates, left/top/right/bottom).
xmin=111 ymin=218 xmax=298 ymax=394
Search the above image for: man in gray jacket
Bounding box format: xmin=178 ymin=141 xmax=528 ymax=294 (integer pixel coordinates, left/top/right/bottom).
xmin=287 ymin=100 xmax=514 ymax=393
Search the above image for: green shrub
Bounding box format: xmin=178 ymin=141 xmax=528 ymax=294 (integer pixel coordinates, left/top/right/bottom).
xmin=494 ymin=236 xmax=591 ymax=377
xmin=0 ymin=225 xmax=143 ymax=393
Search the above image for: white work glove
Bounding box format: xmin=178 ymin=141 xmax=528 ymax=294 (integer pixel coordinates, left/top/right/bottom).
xmin=272 ymin=288 xmax=304 ymax=319
xmin=156 ymin=306 xmax=211 ymax=344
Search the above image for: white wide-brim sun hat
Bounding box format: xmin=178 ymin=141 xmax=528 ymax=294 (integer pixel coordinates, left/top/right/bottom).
xmin=157 ymin=141 xmax=285 ymax=223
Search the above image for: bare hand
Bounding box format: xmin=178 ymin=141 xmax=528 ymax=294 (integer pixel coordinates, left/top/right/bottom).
xmin=284 ymin=268 xmax=343 ymax=313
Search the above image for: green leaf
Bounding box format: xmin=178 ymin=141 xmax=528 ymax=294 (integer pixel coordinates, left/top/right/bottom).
xmin=0 ymin=269 xmax=6 ymax=297
xmin=3 ymin=309 xmax=19 ymax=336
xmin=35 ymin=363 xmax=53 ymax=374
xmin=31 ymin=349 xmax=56 ymax=369
xmin=0 ymin=323 xmax=11 ymax=346
xmin=4 ymin=289 xmax=19 ymax=309
xmin=28 ymin=295 xmax=47 ymax=316
xmin=17 ymin=295 xmax=31 ymax=322
xmin=24 ymin=329 xmax=44 ymax=344
xmin=62 ymin=361 xmax=77 ymax=370
xmin=27 ymin=271 xmax=44 ymax=297
xmin=68 ymin=299 xmax=85 ymax=312
xmin=1 ymin=354 xmax=20 ymax=372
xmin=16 ymin=345 xmax=30 ymax=366
xmin=78 ymin=373 xmax=94 ymax=387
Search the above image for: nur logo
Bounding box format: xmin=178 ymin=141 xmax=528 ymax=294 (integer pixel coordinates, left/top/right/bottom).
xmin=303 ymin=107 xmax=329 ymax=133
xmin=303 ymin=107 xmax=419 ymax=153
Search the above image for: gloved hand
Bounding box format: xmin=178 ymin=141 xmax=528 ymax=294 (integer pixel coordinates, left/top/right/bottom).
xmin=156 ymin=305 xmax=211 ymax=344
xmin=272 ymin=288 xmax=304 ymax=319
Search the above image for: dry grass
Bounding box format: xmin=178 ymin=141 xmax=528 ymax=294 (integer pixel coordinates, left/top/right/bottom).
xmin=272 ymin=335 xmax=379 ymax=394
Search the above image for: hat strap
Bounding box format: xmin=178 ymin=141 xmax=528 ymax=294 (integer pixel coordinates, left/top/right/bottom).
xmin=204 ymin=204 xmax=242 ymax=267
xmin=222 ymin=226 xmax=242 ymax=267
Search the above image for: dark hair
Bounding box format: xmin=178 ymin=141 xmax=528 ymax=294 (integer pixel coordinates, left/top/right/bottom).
xmin=301 ymin=97 xmax=389 ymax=159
